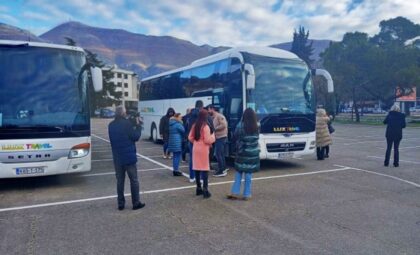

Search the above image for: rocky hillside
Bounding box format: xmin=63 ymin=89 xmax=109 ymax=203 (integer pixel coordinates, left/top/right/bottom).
xmin=1 ymin=21 xmax=330 ymax=77
xmin=40 ymin=22 xmax=228 ymax=77
xmin=0 ymin=23 xmax=44 ymax=42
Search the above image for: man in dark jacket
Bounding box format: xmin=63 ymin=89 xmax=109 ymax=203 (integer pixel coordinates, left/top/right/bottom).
xmin=383 ymin=104 xmax=406 ymax=167
xmin=108 ymin=106 xmax=145 ymax=210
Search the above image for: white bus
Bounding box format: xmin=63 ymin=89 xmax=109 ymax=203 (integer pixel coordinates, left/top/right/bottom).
xmin=139 ymin=47 xmax=333 ymax=160
xmin=0 ymin=40 xmax=103 ymax=178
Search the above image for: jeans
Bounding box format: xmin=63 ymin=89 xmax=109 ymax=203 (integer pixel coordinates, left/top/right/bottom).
xmin=215 ymin=137 xmax=226 ymax=173
xmin=172 ymin=151 xmax=181 ymax=171
xmin=163 ymin=141 xmax=168 ymax=155
xmin=188 ymin=142 xmax=195 ymax=179
xmin=182 ymin=141 xmax=188 ymax=161
xmin=325 ymin=145 xmax=330 ymax=156
xmin=195 ymin=171 xmax=208 ymax=190
xmin=385 ymin=137 xmax=401 ymax=165
xmin=231 ymin=171 xmax=252 ymax=198
xmin=114 ymin=164 xmax=140 ymax=207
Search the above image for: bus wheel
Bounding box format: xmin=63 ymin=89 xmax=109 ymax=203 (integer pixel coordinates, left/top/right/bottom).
xmin=151 ymin=124 xmax=158 ymax=143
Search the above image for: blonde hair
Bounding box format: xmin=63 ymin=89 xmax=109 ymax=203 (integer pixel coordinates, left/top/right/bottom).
xmin=317 ymin=108 xmax=327 ymax=116
xmin=390 ymin=105 xmax=400 ymax=112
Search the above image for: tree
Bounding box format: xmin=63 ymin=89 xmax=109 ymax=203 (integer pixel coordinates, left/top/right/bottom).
xmin=322 ymin=17 xmax=420 ymax=121
xmin=291 ymin=26 xmax=314 ymax=66
xmin=64 ymin=37 xmax=121 ymax=112
xmin=371 ymin=17 xmax=420 ymax=47
xmin=64 ymin=37 xmax=77 ymax=46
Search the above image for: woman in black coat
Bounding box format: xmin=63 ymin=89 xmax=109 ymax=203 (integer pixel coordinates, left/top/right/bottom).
xmin=383 ymin=105 xmax=406 ymax=167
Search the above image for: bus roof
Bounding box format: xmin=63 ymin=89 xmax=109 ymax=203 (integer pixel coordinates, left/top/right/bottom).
xmin=142 ymin=46 xmax=300 ymax=82
xmin=0 ymin=40 xmax=85 ymax=53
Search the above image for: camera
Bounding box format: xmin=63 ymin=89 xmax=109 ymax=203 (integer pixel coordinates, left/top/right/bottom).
xmin=127 ymin=109 xmax=142 ymax=128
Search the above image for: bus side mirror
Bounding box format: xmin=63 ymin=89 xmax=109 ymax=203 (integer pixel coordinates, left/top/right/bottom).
xmin=91 ymin=66 xmax=103 ymax=92
xmin=244 ymin=64 xmax=255 ymax=90
xmin=312 ymin=69 xmax=334 ymax=93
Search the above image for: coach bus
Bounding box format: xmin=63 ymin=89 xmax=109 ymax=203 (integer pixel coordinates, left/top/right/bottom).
xmin=139 ymin=47 xmax=333 ymax=159
xmin=0 ymin=40 xmax=103 ymax=178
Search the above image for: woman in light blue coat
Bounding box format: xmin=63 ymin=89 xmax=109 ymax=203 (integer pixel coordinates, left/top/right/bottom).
xmin=168 ymin=113 xmax=185 ymax=176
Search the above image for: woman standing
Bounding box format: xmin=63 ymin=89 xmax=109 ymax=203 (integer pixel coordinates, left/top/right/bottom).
xmin=227 ymin=108 xmax=260 ymax=201
xmin=168 ymin=113 xmax=185 ymax=176
xmin=383 ymin=105 xmax=406 ymax=167
xmin=159 ymin=108 xmax=175 ymax=159
xmin=315 ymin=108 xmax=332 ymax=160
xmin=188 ymin=109 xmax=215 ymax=198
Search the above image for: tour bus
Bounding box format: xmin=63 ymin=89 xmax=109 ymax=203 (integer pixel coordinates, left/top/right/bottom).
xmin=139 ymin=47 xmax=333 ymax=160
xmin=0 ymin=40 xmax=103 ymax=178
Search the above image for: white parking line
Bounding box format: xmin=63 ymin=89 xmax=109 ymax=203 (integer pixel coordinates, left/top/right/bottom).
xmin=342 ymin=137 xmax=420 ymax=146
xmin=0 ymin=166 xmax=351 ymax=213
xmin=81 ymin=166 xmax=189 ymax=177
xmin=399 ymin=146 xmax=420 ymax=151
xmin=334 ymin=164 xmax=420 ymax=188
xmin=92 ymin=159 xmax=114 ymax=162
xmin=92 ymin=134 xmax=190 ymax=179
xmin=366 ymin=155 xmax=420 ymax=165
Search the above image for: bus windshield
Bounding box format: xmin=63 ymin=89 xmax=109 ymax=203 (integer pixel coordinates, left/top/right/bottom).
xmin=0 ymin=46 xmax=89 ymax=138
xmin=244 ymin=54 xmax=315 ymax=115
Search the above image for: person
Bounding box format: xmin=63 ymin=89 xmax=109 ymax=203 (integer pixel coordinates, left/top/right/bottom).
xmin=325 ymin=115 xmax=335 ymax=158
xmin=108 ymin=106 xmax=145 ymax=211
xmin=181 ymin=108 xmax=192 ymax=162
xmin=315 ymin=108 xmax=332 ymax=160
xmin=159 ymin=107 xmax=175 ymax=159
xmin=208 ymin=105 xmax=228 ymax=177
xmin=186 ymin=100 xmax=215 ymax=182
xmin=383 ymin=104 xmax=406 ymax=167
xmin=168 ymin=113 xmax=185 ymax=176
xmin=188 ymin=109 xmax=215 ymax=199
xmin=227 ymin=108 xmax=260 ymax=201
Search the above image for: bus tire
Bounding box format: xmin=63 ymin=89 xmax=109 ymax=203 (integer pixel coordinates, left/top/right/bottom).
xmin=151 ymin=123 xmax=158 ymax=143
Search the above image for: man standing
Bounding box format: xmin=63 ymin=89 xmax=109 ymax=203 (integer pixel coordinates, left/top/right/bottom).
xmin=108 ymin=106 xmax=145 ymax=211
xmin=208 ymin=105 xmax=228 ymax=177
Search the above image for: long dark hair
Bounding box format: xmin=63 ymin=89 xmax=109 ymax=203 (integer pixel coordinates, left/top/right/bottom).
xmin=194 ymin=109 xmax=208 ymax=141
xmin=242 ymin=108 xmax=258 ymax=135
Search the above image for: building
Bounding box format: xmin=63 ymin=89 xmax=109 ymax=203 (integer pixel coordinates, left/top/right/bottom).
xmin=103 ymin=65 xmax=139 ymax=110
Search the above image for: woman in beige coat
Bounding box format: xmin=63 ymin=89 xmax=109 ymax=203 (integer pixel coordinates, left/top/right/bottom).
xmin=315 ymin=108 xmax=332 ymax=160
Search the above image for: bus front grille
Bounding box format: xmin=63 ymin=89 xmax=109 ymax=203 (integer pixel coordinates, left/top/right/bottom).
xmin=266 ymin=142 xmax=306 ymax=153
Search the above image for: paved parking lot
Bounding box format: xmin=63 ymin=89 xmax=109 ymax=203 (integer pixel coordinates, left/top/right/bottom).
xmin=1 ymin=119 xmax=419 ymax=255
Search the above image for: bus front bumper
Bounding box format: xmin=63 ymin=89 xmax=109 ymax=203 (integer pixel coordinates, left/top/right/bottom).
xmin=259 ymin=133 xmax=316 ymax=160
xmin=0 ymin=155 xmax=91 ymax=178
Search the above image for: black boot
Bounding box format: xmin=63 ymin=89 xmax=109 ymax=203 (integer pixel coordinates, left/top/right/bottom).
xmin=196 ymin=187 xmax=203 ymax=196
xmin=203 ymin=190 xmax=211 ymax=199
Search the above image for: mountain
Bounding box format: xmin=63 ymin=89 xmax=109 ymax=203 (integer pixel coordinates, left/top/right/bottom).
xmin=0 ymin=23 xmax=44 ymax=42
xmin=40 ymin=22 xmax=228 ymax=77
xmin=1 ymin=21 xmax=331 ymax=77
xmin=271 ymin=39 xmax=332 ymax=67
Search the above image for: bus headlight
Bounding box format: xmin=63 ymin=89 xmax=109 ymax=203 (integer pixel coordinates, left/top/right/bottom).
xmin=69 ymin=143 xmax=90 ymax=158
xmin=309 ymin=140 xmax=316 ymax=149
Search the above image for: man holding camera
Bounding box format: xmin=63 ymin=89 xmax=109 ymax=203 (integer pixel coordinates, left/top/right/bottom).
xmin=108 ymin=106 xmax=145 ymax=211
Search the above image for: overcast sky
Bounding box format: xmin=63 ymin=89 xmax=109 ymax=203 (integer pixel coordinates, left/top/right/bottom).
xmin=1 ymin=0 xmax=419 ymax=46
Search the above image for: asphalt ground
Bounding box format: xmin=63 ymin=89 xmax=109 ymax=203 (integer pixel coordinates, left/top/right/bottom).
xmin=0 ymin=119 xmax=419 ymax=255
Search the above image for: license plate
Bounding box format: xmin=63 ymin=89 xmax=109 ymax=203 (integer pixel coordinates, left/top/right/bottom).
xmin=278 ymin=152 xmax=294 ymax=159
xmin=15 ymin=167 xmax=45 ymax=175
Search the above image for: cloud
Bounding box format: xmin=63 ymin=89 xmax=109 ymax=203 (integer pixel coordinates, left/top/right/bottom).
xmin=5 ymin=0 xmax=420 ymax=46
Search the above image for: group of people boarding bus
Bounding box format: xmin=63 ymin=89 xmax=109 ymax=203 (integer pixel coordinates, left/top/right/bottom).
xmin=158 ymin=99 xmax=260 ymax=200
